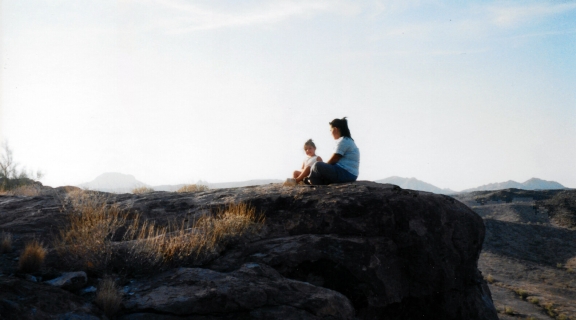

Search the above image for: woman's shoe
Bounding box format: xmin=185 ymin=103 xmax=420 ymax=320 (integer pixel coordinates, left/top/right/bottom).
xmin=303 ymin=177 xmax=311 ymax=185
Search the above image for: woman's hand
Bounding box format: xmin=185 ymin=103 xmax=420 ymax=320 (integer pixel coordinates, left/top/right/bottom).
xmin=326 ymin=153 xmax=342 ymax=165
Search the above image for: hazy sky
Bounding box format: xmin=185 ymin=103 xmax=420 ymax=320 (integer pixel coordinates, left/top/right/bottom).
xmin=1 ymin=0 xmax=575 ymax=191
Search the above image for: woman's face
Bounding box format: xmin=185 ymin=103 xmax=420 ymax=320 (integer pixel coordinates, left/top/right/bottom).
xmin=330 ymin=126 xmax=341 ymax=140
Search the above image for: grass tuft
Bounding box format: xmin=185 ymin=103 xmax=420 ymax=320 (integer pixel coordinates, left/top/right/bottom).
xmin=1 ymin=231 xmax=12 ymax=253
xmin=18 ymin=239 xmax=47 ymax=273
xmin=176 ymin=184 xmax=209 ymax=193
xmin=543 ymin=302 xmax=557 ymax=317
xmin=55 ymin=191 xmax=128 ymax=272
xmin=528 ymin=297 xmax=539 ymax=304
xmin=485 ymin=274 xmax=495 ymax=284
xmin=132 ymin=186 xmax=154 ymax=194
xmin=95 ymin=276 xmax=122 ymax=317
xmin=504 ymin=306 xmax=515 ymax=315
xmin=514 ymin=288 xmax=529 ymax=300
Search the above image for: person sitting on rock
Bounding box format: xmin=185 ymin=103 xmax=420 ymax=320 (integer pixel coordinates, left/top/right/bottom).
xmin=284 ymin=139 xmax=323 ymax=186
xmin=307 ymin=117 xmax=359 ymax=185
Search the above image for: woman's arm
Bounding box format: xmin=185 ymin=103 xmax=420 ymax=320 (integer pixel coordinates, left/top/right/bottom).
xmin=317 ymin=156 xmax=323 ymax=162
xmin=326 ymin=153 xmax=342 ymax=165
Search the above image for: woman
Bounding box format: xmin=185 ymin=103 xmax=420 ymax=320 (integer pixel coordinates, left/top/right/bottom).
xmin=307 ymin=117 xmax=360 ymax=185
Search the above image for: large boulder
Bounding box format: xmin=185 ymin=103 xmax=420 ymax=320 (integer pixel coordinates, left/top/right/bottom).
xmin=0 ymin=181 xmax=498 ymax=319
xmin=115 ymin=181 xmax=497 ymax=319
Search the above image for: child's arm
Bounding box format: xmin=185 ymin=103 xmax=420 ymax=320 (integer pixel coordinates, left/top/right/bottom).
xmin=295 ymin=166 xmax=312 ymax=182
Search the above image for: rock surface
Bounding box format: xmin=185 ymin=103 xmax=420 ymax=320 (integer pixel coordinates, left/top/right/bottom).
xmin=0 ymin=181 xmax=497 ymax=319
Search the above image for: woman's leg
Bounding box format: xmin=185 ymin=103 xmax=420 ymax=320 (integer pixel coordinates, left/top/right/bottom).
xmin=308 ymin=162 xmax=339 ymax=185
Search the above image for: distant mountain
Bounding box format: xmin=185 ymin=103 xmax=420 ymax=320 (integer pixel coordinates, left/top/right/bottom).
xmin=460 ymin=178 xmax=565 ymax=193
xmin=78 ymin=172 xmax=149 ymax=193
xmin=375 ymin=176 xmax=455 ymax=195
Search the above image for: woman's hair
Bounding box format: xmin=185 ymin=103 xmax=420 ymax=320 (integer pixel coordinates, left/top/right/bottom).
xmin=329 ymin=117 xmax=353 ymax=140
xmin=304 ymin=139 xmax=316 ymax=149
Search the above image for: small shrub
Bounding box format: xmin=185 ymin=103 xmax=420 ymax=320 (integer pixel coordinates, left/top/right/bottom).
xmin=485 ymin=274 xmax=495 ymax=284
xmin=132 ymin=186 xmax=154 ymax=194
xmin=557 ymin=263 xmax=564 ymax=268
xmin=558 ymin=314 xmax=568 ymax=320
xmin=18 ymin=239 xmax=47 ymax=273
xmin=1 ymin=231 xmax=12 ymax=253
xmin=95 ymin=276 xmax=122 ymax=317
xmin=176 ymin=184 xmax=209 ymax=193
xmin=528 ymin=297 xmax=539 ymax=304
xmin=543 ymin=302 xmax=556 ymax=317
xmin=514 ymin=288 xmax=529 ymax=300
xmin=504 ymin=306 xmax=515 ymax=315
xmin=567 ymin=268 xmax=575 ymax=274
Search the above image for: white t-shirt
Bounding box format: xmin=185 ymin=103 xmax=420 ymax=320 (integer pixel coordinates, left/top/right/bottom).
xmin=334 ymin=137 xmax=360 ymax=176
xmin=303 ymin=155 xmax=319 ymax=168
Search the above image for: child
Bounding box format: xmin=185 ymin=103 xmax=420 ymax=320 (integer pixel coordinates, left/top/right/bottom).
xmin=284 ymin=139 xmax=323 ymax=186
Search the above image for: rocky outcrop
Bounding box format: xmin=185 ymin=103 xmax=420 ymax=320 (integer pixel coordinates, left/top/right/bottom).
xmin=0 ymin=181 xmax=497 ymax=319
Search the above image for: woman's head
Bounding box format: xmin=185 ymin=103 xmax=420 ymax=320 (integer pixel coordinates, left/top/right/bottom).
xmin=304 ymin=139 xmax=316 ymax=156
xmin=329 ymin=117 xmax=353 ymax=140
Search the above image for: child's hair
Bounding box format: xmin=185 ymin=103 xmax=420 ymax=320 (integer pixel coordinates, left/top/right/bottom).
xmin=304 ymin=139 xmax=316 ymax=149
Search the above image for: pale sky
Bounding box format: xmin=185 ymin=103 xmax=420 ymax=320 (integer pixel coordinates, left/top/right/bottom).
xmin=1 ymin=0 xmax=575 ymax=191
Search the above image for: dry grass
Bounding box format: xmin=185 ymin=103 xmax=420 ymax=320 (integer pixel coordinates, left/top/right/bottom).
xmin=55 ymin=191 xmax=129 ymax=272
xmin=543 ymin=302 xmax=557 ymax=317
xmin=125 ymin=202 xmax=264 ymax=267
xmin=55 ymin=190 xmax=264 ymax=274
xmin=176 ymin=184 xmax=209 ymax=193
xmin=0 ymin=185 xmax=42 ymax=196
xmin=528 ymin=297 xmax=539 ymax=304
xmin=19 ymin=239 xmax=47 ymax=273
xmin=503 ymin=306 xmax=515 ymax=315
xmin=1 ymin=231 xmax=12 ymax=253
xmin=485 ymin=274 xmax=495 ymax=284
xmin=95 ymin=276 xmax=122 ymax=317
xmin=514 ymin=288 xmax=529 ymax=300
xmin=132 ymin=186 xmax=154 ymax=194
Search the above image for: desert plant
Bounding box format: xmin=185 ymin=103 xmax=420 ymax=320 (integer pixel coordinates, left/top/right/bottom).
xmin=528 ymin=297 xmax=539 ymax=304
xmin=55 ymin=191 xmax=128 ymax=272
xmin=557 ymin=263 xmax=564 ymax=268
xmin=543 ymin=302 xmax=557 ymax=317
xmin=176 ymin=184 xmax=209 ymax=193
xmin=0 ymin=142 xmax=42 ymax=191
xmin=132 ymin=186 xmax=154 ymax=194
xmin=567 ymin=268 xmax=575 ymax=274
xmin=18 ymin=239 xmax=47 ymax=273
xmin=514 ymin=288 xmax=529 ymax=300
xmin=95 ymin=276 xmax=122 ymax=317
xmin=504 ymin=306 xmax=515 ymax=315
xmin=558 ymin=314 xmax=568 ymax=320
xmin=125 ymin=202 xmax=264 ymax=267
xmin=485 ymin=274 xmax=495 ymax=284
xmin=0 ymin=231 xmax=12 ymax=253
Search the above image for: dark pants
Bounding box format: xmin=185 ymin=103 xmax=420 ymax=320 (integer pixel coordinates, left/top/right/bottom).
xmin=308 ymin=162 xmax=357 ymax=185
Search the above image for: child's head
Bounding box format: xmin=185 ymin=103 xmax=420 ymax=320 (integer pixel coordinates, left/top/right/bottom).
xmin=304 ymin=139 xmax=316 ymax=156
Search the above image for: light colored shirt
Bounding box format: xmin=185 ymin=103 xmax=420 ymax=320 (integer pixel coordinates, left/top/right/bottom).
xmin=334 ymin=137 xmax=360 ymax=177
xmin=304 ymin=155 xmax=318 ymax=168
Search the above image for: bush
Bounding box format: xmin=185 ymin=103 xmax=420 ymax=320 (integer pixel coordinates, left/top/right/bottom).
xmin=0 ymin=142 xmax=42 ymax=192
xmin=528 ymin=297 xmax=539 ymax=304
xmin=485 ymin=274 xmax=495 ymax=284
xmin=514 ymin=288 xmax=529 ymax=300
xmin=95 ymin=276 xmax=122 ymax=317
xmin=19 ymin=239 xmax=47 ymax=273
xmin=132 ymin=186 xmax=154 ymax=194
xmin=176 ymin=184 xmax=209 ymax=193
xmin=0 ymin=231 xmax=12 ymax=253
xmin=504 ymin=306 xmax=515 ymax=315
xmin=543 ymin=302 xmax=556 ymax=317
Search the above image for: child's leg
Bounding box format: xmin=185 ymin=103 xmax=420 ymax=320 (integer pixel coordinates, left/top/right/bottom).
xmin=293 ymin=170 xmax=302 ymax=179
xmin=295 ymin=166 xmax=311 ymax=182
